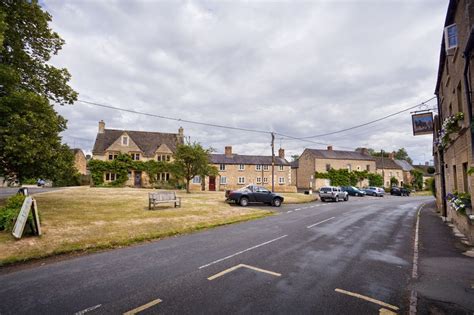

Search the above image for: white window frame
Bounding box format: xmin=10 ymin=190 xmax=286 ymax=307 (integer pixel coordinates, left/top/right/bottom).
xmin=105 ymin=172 xmax=116 ymax=181
xmin=278 ymin=165 xmax=284 ymax=171
xmin=444 ymin=23 xmax=458 ymax=50
xmin=279 ymin=177 xmax=285 ymax=184
xmin=238 ymin=176 xmax=245 ymax=184
xmin=256 ymin=177 xmax=262 ymax=183
xmin=219 ymin=164 xmax=226 ymax=171
xmin=255 ymin=165 xmax=262 ymax=171
xmin=238 ymin=164 xmax=245 ymax=171
xmin=122 ymin=136 xmax=129 ymax=146
xmin=263 ymin=177 xmax=268 ymax=184
xmin=131 ymin=153 xmax=140 ymax=161
xmin=220 ymin=176 xmax=227 ymax=184
xmin=263 ymin=165 xmax=269 ymax=171
xmin=192 ymin=176 xmax=201 ymax=184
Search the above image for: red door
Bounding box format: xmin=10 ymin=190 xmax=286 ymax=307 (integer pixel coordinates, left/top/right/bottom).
xmin=209 ymin=176 xmax=216 ymax=191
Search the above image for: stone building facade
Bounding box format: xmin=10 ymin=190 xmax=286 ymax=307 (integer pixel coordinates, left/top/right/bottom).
xmin=374 ymin=155 xmax=404 ymax=188
xmin=433 ymin=0 xmax=474 ymax=242
xmin=295 ymin=146 xmax=376 ymax=190
xmin=91 ymin=120 xmax=184 ymax=187
xmin=190 ymin=146 xmax=295 ymax=192
xmin=71 ymin=148 xmax=88 ymax=175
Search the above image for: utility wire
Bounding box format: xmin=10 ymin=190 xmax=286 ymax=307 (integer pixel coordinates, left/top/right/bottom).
xmin=291 ymin=96 xmax=436 ymax=139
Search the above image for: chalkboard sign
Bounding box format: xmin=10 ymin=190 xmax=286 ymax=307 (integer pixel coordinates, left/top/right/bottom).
xmin=12 ymin=197 xmax=33 ymax=239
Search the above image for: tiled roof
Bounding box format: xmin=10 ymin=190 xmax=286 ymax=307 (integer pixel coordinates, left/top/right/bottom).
xmin=92 ymin=129 xmax=182 ymax=157
xmin=290 ymin=160 xmax=299 ymax=168
xmin=394 ymin=159 xmax=414 ymax=171
xmin=374 ymin=157 xmax=403 ymax=170
xmin=210 ymin=154 xmax=289 ymax=166
xmin=305 ymin=148 xmax=375 ymax=161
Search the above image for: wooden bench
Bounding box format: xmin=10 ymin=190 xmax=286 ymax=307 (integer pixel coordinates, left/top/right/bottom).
xmin=149 ymin=191 xmax=181 ymax=210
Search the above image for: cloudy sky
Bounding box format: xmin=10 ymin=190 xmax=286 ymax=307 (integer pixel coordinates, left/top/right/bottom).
xmin=43 ymin=0 xmax=447 ymax=164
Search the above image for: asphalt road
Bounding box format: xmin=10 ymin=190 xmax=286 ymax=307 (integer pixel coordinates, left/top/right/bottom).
xmin=0 ymin=196 xmax=434 ymax=314
xmin=0 ymin=187 xmax=62 ymax=199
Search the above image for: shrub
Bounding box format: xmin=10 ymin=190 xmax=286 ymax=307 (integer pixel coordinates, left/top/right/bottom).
xmin=0 ymin=194 xmax=26 ymax=231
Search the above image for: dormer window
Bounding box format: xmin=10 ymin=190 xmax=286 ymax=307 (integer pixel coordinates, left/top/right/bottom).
xmin=122 ymin=136 xmax=129 ymax=146
xmin=445 ymin=24 xmax=458 ymax=50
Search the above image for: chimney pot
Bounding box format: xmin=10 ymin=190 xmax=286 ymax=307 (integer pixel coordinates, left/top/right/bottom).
xmin=225 ymin=146 xmax=232 ymax=157
xmin=278 ymin=148 xmax=285 ymax=159
xmin=98 ymin=120 xmax=105 ymax=134
xmin=178 ymin=127 xmax=184 ymax=143
xmin=327 ymin=145 xmax=333 ymax=151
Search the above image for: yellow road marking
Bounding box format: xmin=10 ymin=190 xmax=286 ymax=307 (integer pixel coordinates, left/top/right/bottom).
xmin=379 ymin=307 xmax=398 ymax=314
xmin=123 ymin=298 xmax=162 ymax=315
xmin=208 ymin=264 xmax=281 ymax=280
xmin=335 ymin=288 xmax=399 ymax=311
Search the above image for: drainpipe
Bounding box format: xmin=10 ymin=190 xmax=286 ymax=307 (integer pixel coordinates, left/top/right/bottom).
xmin=436 ymin=92 xmax=447 ymax=218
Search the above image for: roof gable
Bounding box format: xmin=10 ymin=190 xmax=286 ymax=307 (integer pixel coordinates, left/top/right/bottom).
xmin=93 ymin=128 xmax=182 ymax=157
xmin=374 ymin=157 xmax=403 ymax=170
xmin=104 ymin=132 xmax=142 ymax=153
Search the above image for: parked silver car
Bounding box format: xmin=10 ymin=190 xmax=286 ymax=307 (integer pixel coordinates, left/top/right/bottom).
xmin=319 ymin=186 xmax=349 ymax=202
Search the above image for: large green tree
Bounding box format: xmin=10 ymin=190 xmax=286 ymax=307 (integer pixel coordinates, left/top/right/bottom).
xmin=0 ymin=1 xmax=78 ymax=184
xmin=171 ymin=143 xmax=218 ymax=193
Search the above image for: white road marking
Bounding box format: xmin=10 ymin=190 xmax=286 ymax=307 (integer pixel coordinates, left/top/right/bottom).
xmin=307 ymin=217 xmax=335 ymax=229
xmin=286 ymin=210 xmax=293 ymax=213
xmin=294 ymin=208 xmax=302 ymax=211
xmin=74 ymin=304 xmax=102 ymax=315
xmin=335 ymin=288 xmax=399 ymax=311
xmin=409 ymin=204 xmax=424 ymax=315
xmin=207 ymin=263 xmax=281 ymax=280
xmin=123 ymin=299 xmax=162 ymax=315
xmin=198 ymin=235 xmax=288 ymax=269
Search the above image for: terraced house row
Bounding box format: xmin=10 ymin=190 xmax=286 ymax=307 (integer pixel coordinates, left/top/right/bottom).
xmin=91 ymin=120 xmax=422 ymax=192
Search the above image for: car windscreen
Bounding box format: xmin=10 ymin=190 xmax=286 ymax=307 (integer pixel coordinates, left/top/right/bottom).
xmin=320 ymin=188 xmax=332 ymax=192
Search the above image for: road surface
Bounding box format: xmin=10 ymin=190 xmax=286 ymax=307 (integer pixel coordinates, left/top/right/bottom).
xmin=1 ymin=195 xmax=467 ymax=314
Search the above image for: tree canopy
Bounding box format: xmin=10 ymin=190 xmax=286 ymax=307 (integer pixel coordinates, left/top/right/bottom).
xmin=0 ymin=1 xmax=78 ymax=184
xmin=171 ymin=143 xmax=218 ymax=193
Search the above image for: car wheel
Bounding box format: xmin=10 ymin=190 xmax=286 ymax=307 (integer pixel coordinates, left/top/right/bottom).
xmin=345 ymin=195 xmax=349 ymax=201
xmin=239 ymin=197 xmax=249 ymax=207
xmin=272 ymin=198 xmax=282 ymax=207
xmin=335 ymin=196 xmax=339 ymax=202
xmin=321 ymin=198 xmax=325 ymax=202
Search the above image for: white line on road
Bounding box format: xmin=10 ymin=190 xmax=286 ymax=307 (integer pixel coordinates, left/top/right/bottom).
xmin=198 ymin=235 xmax=288 ymax=269
xmin=286 ymin=210 xmax=293 ymax=213
xmin=307 ymin=217 xmax=335 ymax=229
xmin=409 ymin=204 xmax=424 ymax=315
xmin=74 ymin=304 xmax=102 ymax=315
xmin=294 ymin=208 xmax=301 ymax=211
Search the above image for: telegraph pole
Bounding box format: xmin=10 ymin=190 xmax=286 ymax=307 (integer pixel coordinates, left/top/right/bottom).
xmin=381 ymin=149 xmax=385 ymax=187
xmin=271 ymin=132 xmax=275 ymax=192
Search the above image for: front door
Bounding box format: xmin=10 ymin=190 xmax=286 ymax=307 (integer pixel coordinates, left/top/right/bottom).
xmin=134 ymin=171 xmax=142 ymax=187
xmin=209 ymin=176 xmax=216 ymax=191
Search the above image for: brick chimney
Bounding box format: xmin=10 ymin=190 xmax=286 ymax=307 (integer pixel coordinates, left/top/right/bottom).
xmin=278 ymin=148 xmax=285 ymax=159
xmin=358 ymin=147 xmax=368 ymax=155
xmin=388 ymin=152 xmax=395 ymax=160
xmin=225 ymin=146 xmax=232 ymax=157
xmin=98 ymin=120 xmax=105 ymax=134
xmin=327 ymin=145 xmax=333 ymax=151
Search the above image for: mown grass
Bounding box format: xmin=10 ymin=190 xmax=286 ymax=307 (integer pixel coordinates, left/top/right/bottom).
xmin=0 ymin=187 xmax=314 ymax=266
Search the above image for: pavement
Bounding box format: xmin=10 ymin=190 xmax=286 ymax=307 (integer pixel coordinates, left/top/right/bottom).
xmin=0 ymin=195 xmax=472 ymax=314
xmin=414 ymin=201 xmax=474 ymax=314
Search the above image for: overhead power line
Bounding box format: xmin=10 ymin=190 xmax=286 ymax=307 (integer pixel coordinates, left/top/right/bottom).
xmin=292 ymin=96 xmax=437 ymax=139
xmin=77 ymin=96 xmax=436 ymax=151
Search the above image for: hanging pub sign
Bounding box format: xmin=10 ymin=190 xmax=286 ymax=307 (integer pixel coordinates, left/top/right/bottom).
xmin=412 ymin=112 xmax=434 ymax=136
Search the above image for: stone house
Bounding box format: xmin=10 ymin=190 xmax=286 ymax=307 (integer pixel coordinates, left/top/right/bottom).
xmin=393 ymin=159 xmax=414 ymax=186
xmin=374 ymin=155 xmax=404 ymax=188
xmin=433 ymin=0 xmax=474 ymax=243
xmin=71 ymin=148 xmax=88 ymax=175
xmin=295 ymin=146 xmax=376 ymax=190
xmin=92 ymin=120 xmax=184 ymax=187
xmin=190 ymin=146 xmax=295 ymax=192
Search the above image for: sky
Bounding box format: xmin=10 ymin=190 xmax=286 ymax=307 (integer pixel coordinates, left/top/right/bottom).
xmin=43 ymin=0 xmax=448 ymax=165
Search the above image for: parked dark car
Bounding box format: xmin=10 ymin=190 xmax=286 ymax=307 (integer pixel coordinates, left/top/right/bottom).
xmin=226 ymin=185 xmax=284 ymax=207
xmin=390 ymin=187 xmax=411 ymax=196
xmin=341 ymin=186 xmax=366 ymax=196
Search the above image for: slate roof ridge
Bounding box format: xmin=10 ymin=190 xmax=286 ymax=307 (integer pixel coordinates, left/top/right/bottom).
xmin=210 ymin=153 xmax=290 ymax=165
xmin=373 ymin=156 xmax=403 ymax=169
xmin=305 ymin=148 xmax=375 ymax=161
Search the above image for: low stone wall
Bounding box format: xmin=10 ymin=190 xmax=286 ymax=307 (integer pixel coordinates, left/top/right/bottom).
xmin=217 ymin=184 xmax=297 ymax=193
xmin=447 ymin=205 xmax=474 ymax=244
